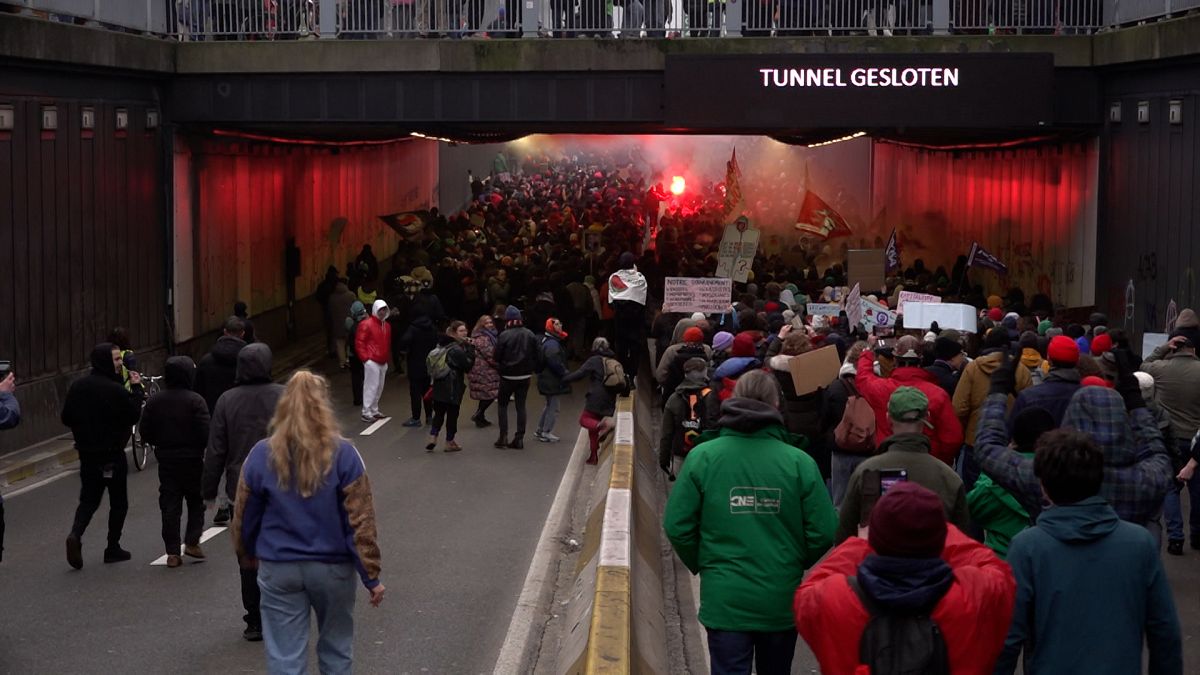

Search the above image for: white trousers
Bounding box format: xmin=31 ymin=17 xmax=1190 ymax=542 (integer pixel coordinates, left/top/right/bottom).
xmin=363 ymin=360 xmax=388 ymax=418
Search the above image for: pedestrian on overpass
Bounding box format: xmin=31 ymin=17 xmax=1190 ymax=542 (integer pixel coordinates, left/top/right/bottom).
xmin=232 ymin=371 xmax=384 ymax=674
xmin=356 ymin=299 xmax=393 ymax=423
xmin=139 ymin=356 xmax=210 ymax=569
xmin=203 ymin=343 xmax=286 ymax=642
xmin=61 ymin=343 xmax=146 ymax=569
xmin=426 ymin=321 xmax=476 ymax=453
xmin=663 ymin=370 xmax=836 ymax=674
xmin=493 ymin=305 xmax=540 ymax=450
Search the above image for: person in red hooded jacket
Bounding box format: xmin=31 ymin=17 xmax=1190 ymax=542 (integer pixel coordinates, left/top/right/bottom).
xmin=355 ymin=299 xmax=393 ymax=422
xmin=795 ymin=482 xmax=1015 ymax=675
xmin=856 ymin=335 xmax=963 ymax=464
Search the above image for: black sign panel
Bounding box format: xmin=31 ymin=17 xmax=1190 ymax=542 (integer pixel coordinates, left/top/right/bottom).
xmin=665 ymin=53 xmax=1055 ymax=129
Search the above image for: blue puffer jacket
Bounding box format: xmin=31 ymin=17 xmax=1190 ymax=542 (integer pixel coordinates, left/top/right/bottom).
xmin=1008 ymin=368 xmax=1080 ymax=426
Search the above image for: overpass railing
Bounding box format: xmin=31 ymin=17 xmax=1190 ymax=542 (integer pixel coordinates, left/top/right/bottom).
xmin=7 ymin=0 xmax=1193 ymax=39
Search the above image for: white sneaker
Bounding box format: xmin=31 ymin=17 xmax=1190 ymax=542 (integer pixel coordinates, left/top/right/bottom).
xmin=543 ymin=432 xmax=560 ymax=442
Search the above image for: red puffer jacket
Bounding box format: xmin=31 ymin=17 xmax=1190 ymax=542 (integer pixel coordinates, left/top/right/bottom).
xmin=355 ymin=301 xmax=392 ymax=365
xmin=855 ymin=351 xmax=964 ymax=464
xmin=794 ymin=527 xmax=1015 ymax=675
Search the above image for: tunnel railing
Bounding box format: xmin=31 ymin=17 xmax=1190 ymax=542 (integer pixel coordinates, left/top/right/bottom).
xmin=7 ymin=0 xmax=1185 ymax=38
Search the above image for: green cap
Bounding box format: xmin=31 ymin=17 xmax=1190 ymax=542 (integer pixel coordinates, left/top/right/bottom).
xmin=888 ymin=386 xmax=932 ymax=426
xmin=1037 ymin=319 xmax=1053 ymax=336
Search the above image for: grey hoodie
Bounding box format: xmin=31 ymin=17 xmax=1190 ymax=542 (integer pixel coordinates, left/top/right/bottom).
xmin=202 ymin=344 xmax=285 ymax=501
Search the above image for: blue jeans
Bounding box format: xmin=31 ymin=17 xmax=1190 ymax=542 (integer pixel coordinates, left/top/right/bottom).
xmin=258 ymin=560 xmax=357 ymax=675
xmin=831 ymin=451 xmax=868 ymax=508
xmin=1163 ymin=440 xmax=1200 ymax=542
xmin=706 ymin=628 xmax=797 ymax=675
xmin=537 ymin=394 xmax=560 ymax=435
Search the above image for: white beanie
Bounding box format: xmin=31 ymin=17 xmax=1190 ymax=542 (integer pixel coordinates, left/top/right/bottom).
xmin=691 ymin=312 xmax=707 ymax=321
xmin=1134 ymin=371 xmax=1155 ymax=402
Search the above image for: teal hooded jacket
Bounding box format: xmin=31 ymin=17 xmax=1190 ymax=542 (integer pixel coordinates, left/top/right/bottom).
xmin=998 ymin=496 xmax=1182 ymax=674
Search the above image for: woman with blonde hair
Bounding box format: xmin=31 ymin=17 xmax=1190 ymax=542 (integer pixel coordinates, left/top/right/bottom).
xmin=232 ymin=370 xmax=384 ymax=674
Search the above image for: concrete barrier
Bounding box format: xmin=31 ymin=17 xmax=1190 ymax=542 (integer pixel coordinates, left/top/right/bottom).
xmin=551 ymin=390 xmax=669 ymax=674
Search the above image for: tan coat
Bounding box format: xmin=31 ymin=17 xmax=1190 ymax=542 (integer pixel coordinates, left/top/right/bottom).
xmin=953 ymin=351 xmax=1033 ymax=445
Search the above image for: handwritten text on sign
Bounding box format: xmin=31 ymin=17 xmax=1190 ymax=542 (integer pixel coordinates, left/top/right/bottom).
xmin=663 ymin=277 xmax=733 ymax=315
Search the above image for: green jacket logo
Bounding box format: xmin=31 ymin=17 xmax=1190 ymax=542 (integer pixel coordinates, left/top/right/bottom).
xmin=730 ymin=487 xmax=782 ymax=514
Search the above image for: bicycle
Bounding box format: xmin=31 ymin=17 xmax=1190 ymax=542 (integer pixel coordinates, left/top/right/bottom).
xmin=131 ymin=375 xmax=164 ymax=472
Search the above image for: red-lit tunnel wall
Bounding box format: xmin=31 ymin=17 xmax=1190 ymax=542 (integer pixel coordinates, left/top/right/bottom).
xmin=172 ymin=136 xmax=439 ymax=343
xmin=870 ymin=140 xmax=1099 ymax=307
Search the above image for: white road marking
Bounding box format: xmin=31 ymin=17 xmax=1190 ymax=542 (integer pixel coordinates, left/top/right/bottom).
xmin=2 ymin=469 xmax=78 ymax=498
xmin=150 ymin=526 xmax=227 ymax=566
xmin=360 ymin=417 xmax=391 ymax=436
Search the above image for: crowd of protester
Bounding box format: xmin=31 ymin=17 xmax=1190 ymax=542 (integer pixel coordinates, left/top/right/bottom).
xmin=227 ymin=144 xmax=1198 ymax=672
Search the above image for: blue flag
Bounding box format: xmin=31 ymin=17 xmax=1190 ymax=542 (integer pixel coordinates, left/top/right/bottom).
xmin=884 ymin=228 xmax=901 ymax=274
xmin=967 ymin=242 xmax=1008 ymax=275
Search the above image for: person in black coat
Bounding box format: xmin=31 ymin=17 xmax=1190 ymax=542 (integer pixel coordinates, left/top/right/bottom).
xmin=61 ymin=343 xmax=146 ymax=569
xmin=399 ymin=315 xmax=439 ymax=427
xmin=233 ymin=301 xmax=256 ymax=344
xmin=426 ymin=322 xmax=477 ymax=453
xmin=140 ymin=356 xmax=210 ymax=567
xmin=195 ymin=316 xmax=247 ymax=413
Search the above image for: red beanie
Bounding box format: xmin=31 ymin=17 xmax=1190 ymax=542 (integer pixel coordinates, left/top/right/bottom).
xmin=1047 ymin=335 xmax=1080 ymax=366
xmin=683 ymin=326 xmax=704 ymax=343
xmin=731 ymin=332 xmax=757 ymax=358
xmin=1081 ymin=375 xmax=1113 ymax=388
xmin=987 ymin=307 xmax=1004 ymax=322
xmin=765 ymin=301 xmax=781 ymax=313
xmin=1090 ymin=333 xmax=1113 ymax=356
xmin=868 ymin=482 xmax=947 ymax=558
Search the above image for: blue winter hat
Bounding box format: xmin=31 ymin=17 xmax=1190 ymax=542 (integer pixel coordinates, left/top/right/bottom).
xmin=505 ymin=305 xmax=522 ymax=322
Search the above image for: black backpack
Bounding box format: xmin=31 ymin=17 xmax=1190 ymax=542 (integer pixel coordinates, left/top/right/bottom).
xmin=847 ymin=576 xmax=950 ymax=675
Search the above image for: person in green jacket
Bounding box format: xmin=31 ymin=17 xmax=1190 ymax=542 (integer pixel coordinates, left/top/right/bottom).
xmin=997 ymin=429 xmax=1182 ymax=674
xmin=967 ymin=406 xmax=1056 ymax=558
xmin=663 ymin=370 xmax=836 ymax=675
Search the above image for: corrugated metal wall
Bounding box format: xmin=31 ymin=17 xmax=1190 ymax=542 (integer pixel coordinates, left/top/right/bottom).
xmin=0 ymin=98 xmax=166 ymax=382
xmin=1098 ymin=61 xmax=1200 ymax=341
xmin=872 ymin=140 xmax=1099 ymax=307
xmin=173 ymin=136 xmax=439 ymax=341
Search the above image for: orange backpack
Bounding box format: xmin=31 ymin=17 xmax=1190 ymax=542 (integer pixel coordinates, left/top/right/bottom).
xmin=834 ymin=379 xmax=877 ymax=454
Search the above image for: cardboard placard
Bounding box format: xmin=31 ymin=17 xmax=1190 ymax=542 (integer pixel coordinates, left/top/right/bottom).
xmin=846 ymin=283 xmax=863 ymax=329
xmin=788 ymin=345 xmax=843 ymax=396
xmin=897 ymin=291 xmax=941 ymax=316
xmin=848 ymin=249 xmax=886 ymax=292
xmin=904 ymin=302 xmax=977 ymax=333
xmin=806 ymin=303 xmax=842 ymax=317
xmin=1142 ymin=332 xmax=1169 ymax=360
xmin=662 ymin=277 xmax=733 ymax=315
xmin=715 ymin=224 xmax=760 ymax=283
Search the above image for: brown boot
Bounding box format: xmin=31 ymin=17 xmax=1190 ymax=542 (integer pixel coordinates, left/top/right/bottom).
xmin=166 ymin=554 xmax=183 ymax=568
xmin=184 ymin=544 xmax=206 ymax=559
xmin=444 ymin=440 xmax=462 ymax=453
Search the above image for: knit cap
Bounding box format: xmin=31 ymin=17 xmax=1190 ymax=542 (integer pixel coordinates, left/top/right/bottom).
xmin=712 ymin=331 xmax=734 ymax=352
xmin=868 ymin=483 xmax=947 ymax=558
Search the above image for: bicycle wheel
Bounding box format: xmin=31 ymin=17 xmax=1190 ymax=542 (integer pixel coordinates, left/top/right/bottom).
xmin=131 ymin=425 xmax=149 ymax=471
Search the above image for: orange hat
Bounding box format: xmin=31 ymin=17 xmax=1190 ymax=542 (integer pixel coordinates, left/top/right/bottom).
xmin=683 ymin=326 xmax=704 ymax=343
xmin=545 ymin=318 xmax=567 ymax=338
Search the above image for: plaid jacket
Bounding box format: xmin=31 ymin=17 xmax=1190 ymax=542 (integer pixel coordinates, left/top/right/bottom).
xmin=975 ymin=391 xmax=1172 ymax=525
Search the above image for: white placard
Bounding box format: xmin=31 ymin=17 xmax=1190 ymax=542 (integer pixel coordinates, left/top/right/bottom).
xmin=897 ymin=291 xmax=941 ymax=315
xmin=715 ymin=224 xmax=760 ymax=283
xmin=663 ymin=277 xmax=733 ymax=315
xmin=861 ymin=296 xmax=897 ymax=331
xmin=846 ymin=284 xmax=863 ymax=328
xmin=1143 ymin=332 xmax=1169 ymax=360
xmin=806 ymin=303 xmax=842 ymax=317
xmin=904 ymin=302 xmax=978 ymax=333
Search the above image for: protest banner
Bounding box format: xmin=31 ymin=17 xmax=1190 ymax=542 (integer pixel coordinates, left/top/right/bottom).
xmin=846 ymin=284 xmax=863 ymax=328
xmin=860 ymin=295 xmax=897 ymax=332
xmin=847 ymin=249 xmax=886 ymax=291
xmin=897 ymin=291 xmax=941 ymax=315
xmin=904 ymin=302 xmax=977 ymax=333
xmin=788 ymin=345 xmax=842 ymax=396
xmin=716 ymin=219 xmax=760 ymax=283
xmin=1142 ymin=333 xmax=1169 ymax=360
xmin=806 ymin=303 xmax=842 ymax=317
xmin=662 ymin=277 xmax=734 ymax=315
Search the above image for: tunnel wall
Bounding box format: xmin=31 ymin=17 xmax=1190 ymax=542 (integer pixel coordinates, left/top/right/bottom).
xmin=1096 ymin=59 xmax=1200 ymax=341
xmin=871 ymin=140 xmax=1100 ymax=307
xmin=0 ymin=70 xmax=168 ymax=453
xmin=171 ymin=135 xmax=439 ymax=343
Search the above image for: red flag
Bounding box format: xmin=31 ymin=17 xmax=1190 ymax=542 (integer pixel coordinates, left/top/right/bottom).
xmin=794 ymin=190 xmax=852 ymax=239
